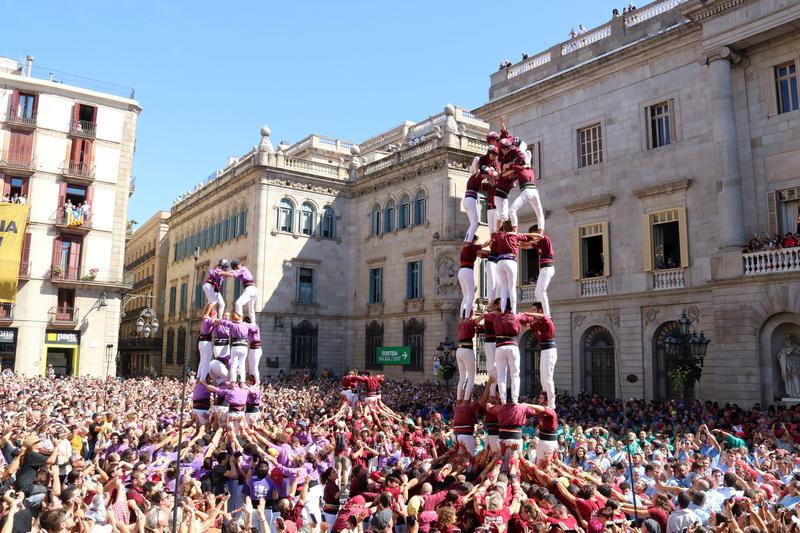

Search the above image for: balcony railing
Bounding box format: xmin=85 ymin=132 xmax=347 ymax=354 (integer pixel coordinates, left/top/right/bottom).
xmin=50 ymin=266 xmax=98 ymax=282
xmin=0 ymin=150 xmax=36 ymax=173
xmin=581 ymin=278 xmax=608 ymax=297
xmin=5 ymin=105 xmax=37 ymax=128
xmin=18 ymin=261 xmax=30 ymax=279
xmin=61 ymin=160 xmax=95 ymax=180
xmin=49 ymin=307 xmax=78 ymax=325
xmin=0 ymin=303 xmax=14 ymax=321
xmin=133 ymin=275 xmax=153 ymax=290
xmin=743 ymin=246 xmax=800 ymax=275
xmin=70 ymin=119 xmax=96 ymax=138
xmin=652 ymin=268 xmax=686 ymax=290
xmin=55 ymin=207 xmax=92 ymax=230
xmin=124 ymin=249 xmax=155 ymax=271
xmin=518 ymin=284 xmax=537 ymax=304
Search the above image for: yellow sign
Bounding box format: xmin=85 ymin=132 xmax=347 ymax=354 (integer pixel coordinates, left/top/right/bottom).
xmin=0 ymin=203 xmax=29 ymax=303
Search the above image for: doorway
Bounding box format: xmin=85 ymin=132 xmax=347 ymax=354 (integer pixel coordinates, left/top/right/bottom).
xmin=46 ymin=347 xmax=74 ymax=376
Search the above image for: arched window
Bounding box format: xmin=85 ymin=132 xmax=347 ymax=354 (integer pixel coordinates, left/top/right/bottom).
xmin=371 ymin=204 xmax=382 ymax=236
xmin=365 ymin=321 xmax=383 ymax=370
xmin=654 ymin=321 xmax=684 ymax=401
xmin=291 ymin=320 xmax=318 ymax=369
xmin=413 ymin=190 xmax=426 ymax=225
xmin=299 ymin=202 xmax=316 ymax=236
xmin=398 ymin=194 xmax=410 ymax=229
xmin=278 ymin=198 xmax=295 ymax=233
xmin=403 ymin=318 xmax=425 ymax=371
xmin=321 ymin=206 xmax=336 ymax=239
xmin=384 ymin=199 xmax=395 ymax=233
xmin=230 ymin=211 xmax=238 ymax=238
xmin=583 ymin=326 xmax=615 ymax=398
xmin=239 ymin=208 xmax=247 ymax=235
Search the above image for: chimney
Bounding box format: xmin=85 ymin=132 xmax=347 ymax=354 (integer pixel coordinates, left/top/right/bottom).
xmin=25 ymin=55 xmax=33 ymax=77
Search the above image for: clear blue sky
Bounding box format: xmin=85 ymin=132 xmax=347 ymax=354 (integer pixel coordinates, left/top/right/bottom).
xmin=5 ymin=0 xmax=619 ymax=225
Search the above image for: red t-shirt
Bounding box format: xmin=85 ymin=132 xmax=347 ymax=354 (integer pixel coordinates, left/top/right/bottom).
xmin=481 ymin=507 xmax=512 ymax=530
xmin=491 ymin=232 xmax=533 ymax=257
xmin=457 ymin=320 xmax=477 ymax=342
xmin=460 ymin=243 xmax=483 ymax=267
xmin=575 ymin=497 xmax=602 ymax=523
xmin=530 ymin=317 xmax=555 ymax=343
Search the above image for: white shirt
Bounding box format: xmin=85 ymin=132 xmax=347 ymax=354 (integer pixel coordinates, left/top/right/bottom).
xmin=666 ymin=508 xmax=700 ymax=533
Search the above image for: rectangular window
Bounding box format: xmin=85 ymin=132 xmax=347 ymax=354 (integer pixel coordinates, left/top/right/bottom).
xmin=403 ymin=319 xmax=424 ymax=371
xmin=479 ymin=259 xmax=487 ymax=299
xmin=297 ymin=268 xmax=314 ymax=304
xmin=365 ymin=322 xmax=383 ymax=370
xmin=642 ymin=209 xmax=689 ymax=271
xmin=299 ymin=209 xmax=314 ymax=236
xmin=479 ymin=193 xmax=488 ymax=225
xmin=578 ymin=223 xmax=609 ymax=278
xmin=194 ymin=282 xmax=203 ymax=309
xmin=2 ymin=176 xmax=29 ymax=202
xmin=406 ymin=260 xmax=422 ymax=300
xmin=577 ymin=123 xmax=603 ymax=168
xmin=521 ymin=246 xmax=540 ymax=286
xmin=233 ymin=277 xmax=242 ymax=302
xmin=168 ymin=286 xmax=176 ymax=314
xmin=776 ymin=62 xmax=799 ymax=115
xmin=15 ymin=92 xmax=37 ymax=122
xmin=368 ymin=268 xmax=383 ymax=304
xmin=647 ymin=100 xmax=674 ymax=149
xmin=179 ymin=282 xmax=187 ymax=312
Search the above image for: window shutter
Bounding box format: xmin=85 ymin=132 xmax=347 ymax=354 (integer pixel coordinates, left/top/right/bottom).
xmin=642 ymin=214 xmax=653 ymax=272
xmin=767 ymin=191 xmax=779 ymax=235
xmin=678 ymin=207 xmax=689 ymax=268
xmin=2 ymin=177 xmax=9 ymax=197
xmin=21 ymin=232 xmax=31 ymax=264
xmin=601 ymin=221 xmax=611 ymax=277
xmin=763 ymin=67 xmax=778 ymax=118
xmin=19 ymin=177 xmax=28 ymax=197
xmin=86 ymin=186 xmax=94 ymax=207
xmin=69 ymin=239 xmax=82 ymax=275
xmin=84 ymin=140 xmax=93 ymax=166
xmin=571 ymin=228 xmax=581 ymax=280
xmin=52 ymin=237 xmax=62 ymax=269
xmin=58 ymin=181 xmax=67 ymax=205
xmin=72 ymin=103 xmax=80 ymax=125
xmin=31 ymin=94 xmax=39 ymax=116
xmin=11 ymin=90 xmax=19 ymax=113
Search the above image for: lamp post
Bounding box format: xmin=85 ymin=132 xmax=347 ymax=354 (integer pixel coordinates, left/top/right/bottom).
xmin=664 ymin=311 xmax=711 ymax=400
xmin=434 ymin=337 xmax=457 ymax=387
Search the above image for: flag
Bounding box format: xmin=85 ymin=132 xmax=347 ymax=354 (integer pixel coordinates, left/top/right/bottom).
xmin=0 ymin=203 xmax=29 ymax=302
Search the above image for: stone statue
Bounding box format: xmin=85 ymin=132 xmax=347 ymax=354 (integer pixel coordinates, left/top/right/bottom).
xmin=435 ymin=256 xmax=459 ymax=297
xmin=778 ymin=334 xmax=800 ymax=398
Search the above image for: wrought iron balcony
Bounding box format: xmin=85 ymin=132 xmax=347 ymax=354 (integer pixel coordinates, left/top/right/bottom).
xmin=54 ymin=207 xmax=92 ymax=232
xmin=69 ymin=119 xmax=96 ymax=138
xmin=132 ymin=275 xmax=153 ymax=290
xmin=0 ymin=150 xmax=36 ymax=175
xmin=5 ymin=105 xmax=36 ymax=128
xmin=48 ymin=306 xmax=79 ymax=326
xmin=61 ymin=160 xmax=95 ymax=182
xmin=0 ymin=303 xmax=14 ymax=322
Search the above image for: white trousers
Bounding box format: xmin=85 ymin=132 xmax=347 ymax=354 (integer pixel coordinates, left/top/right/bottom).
xmin=540 ymin=347 xmax=558 ymax=409
xmin=486 ymin=434 xmax=500 ymax=453
xmin=462 ymin=196 xmax=480 ymax=243
xmin=487 ymin=208 xmax=498 ymax=234
xmin=455 ymin=347 xmax=476 ymax=401
xmin=202 ymin=282 xmax=225 ymax=313
xmin=535 ymin=266 xmax=554 ymax=317
xmin=457 ymin=267 xmax=475 ymax=319
xmin=495 ymin=344 xmax=521 ymax=404
xmin=484 ymin=342 xmax=497 ymax=396
xmin=248 ymin=347 xmax=262 ymax=383
xmin=456 ymin=434 xmax=476 ymax=456
xmin=501 ymin=438 xmax=524 ymax=470
xmin=495 ymin=196 xmax=510 ymax=226
xmin=197 ymin=341 xmax=213 ymax=381
xmin=510 ymin=188 xmax=545 ymax=231
xmin=234 ymin=285 xmax=258 ymax=318
xmin=486 ymin=260 xmax=499 ymax=302
xmin=230 ymin=345 xmax=248 ymax=383
xmin=536 ymin=439 xmax=559 ymax=465
xmin=209 ymin=359 xmax=229 ymax=385
xmin=497 ymin=259 xmax=518 ymax=313
xmin=213 ymin=343 xmax=229 ymax=361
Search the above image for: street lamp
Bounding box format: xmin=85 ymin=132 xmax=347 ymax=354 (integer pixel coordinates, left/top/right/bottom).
xmin=664 ymin=310 xmax=712 ymax=399
xmin=434 ymin=337 xmax=457 ymax=387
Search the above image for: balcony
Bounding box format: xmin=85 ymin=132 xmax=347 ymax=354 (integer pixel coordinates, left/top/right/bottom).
xmin=652 ymin=268 xmax=686 ymax=290
xmin=69 ymin=119 xmax=96 ymax=139
xmin=54 ymin=207 xmax=92 ymax=233
xmin=581 ymin=278 xmax=608 ymax=297
xmin=60 ymin=160 xmax=95 ymax=183
xmin=50 ymin=266 xmax=125 ymax=289
xmin=124 ymin=249 xmax=155 ymax=271
xmin=18 ymin=261 xmax=30 ymax=280
xmin=0 ymin=151 xmax=36 ymax=175
xmin=743 ymin=246 xmax=800 ymax=276
xmin=518 ymin=284 xmax=537 ymax=305
xmin=132 ymin=275 xmax=153 ymax=290
xmin=5 ymin=105 xmax=36 ymax=129
xmin=119 ymin=336 xmax=162 ymax=350
xmin=0 ymin=303 xmax=14 ymax=323
xmin=48 ymin=307 xmax=78 ymax=326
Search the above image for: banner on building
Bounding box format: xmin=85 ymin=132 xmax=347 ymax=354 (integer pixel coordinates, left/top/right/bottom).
xmin=0 ymin=204 xmax=28 ymax=303
xmin=376 ymin=346 xmax=411 ymax=365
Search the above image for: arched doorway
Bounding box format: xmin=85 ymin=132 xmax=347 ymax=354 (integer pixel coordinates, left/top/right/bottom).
xmin=519 ymin=332 xmax=541 ymax=397
xmin=653 ymin=321 xmax=686 ymax=402
xmin=583 ymin=326 xmax=615 ymax=398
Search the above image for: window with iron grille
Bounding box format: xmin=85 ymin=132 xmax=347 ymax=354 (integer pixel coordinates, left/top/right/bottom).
xmin=403 ymin=318 xmax=424 ymax=371
xmin=365 ymin=321 xmax=383 ymax=370
xmin=577 ymin=123 xmax=603 ymax=168
xmin=291 ymin=320 xmax=317 ymax=369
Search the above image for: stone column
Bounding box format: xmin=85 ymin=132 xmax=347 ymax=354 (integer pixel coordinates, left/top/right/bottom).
xmin=253 ymin=180 xmax=269 ymax=311
xmin=706 ymin=47 xmax=745 ymax=249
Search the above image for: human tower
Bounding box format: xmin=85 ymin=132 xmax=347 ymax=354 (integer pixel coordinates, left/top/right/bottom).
xmin=454 ymin=119 xmax=558 ymax=410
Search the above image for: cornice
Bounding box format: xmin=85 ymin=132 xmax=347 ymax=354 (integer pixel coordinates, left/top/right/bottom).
xmin=564 ymin=193 xmax=616 ymax=215
xmin=633 ymin=178 xmax=692 ymax=199
xmin=681 ymin=0 xmax=753 ymax=22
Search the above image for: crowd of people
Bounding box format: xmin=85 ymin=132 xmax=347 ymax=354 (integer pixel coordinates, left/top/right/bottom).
xmin=4 ymin=371 xmax=800 ymax=533
xmin=0 ymin=194 xmax=27 ymax=205
xmin=743 ymin=233 xmax=800 ymax=253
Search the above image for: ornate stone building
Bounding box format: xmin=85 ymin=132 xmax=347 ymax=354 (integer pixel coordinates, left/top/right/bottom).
xmin=475 ymin=0 xmax=800 ymax=406
xmin=159 ymin=107 xmax=490 ymax=381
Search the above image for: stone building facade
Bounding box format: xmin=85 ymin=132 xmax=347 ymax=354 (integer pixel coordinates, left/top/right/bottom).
xmin=159 ymin=109 xmax=489 ymax=381
xmin=475 ymin=0 xmax=800 ymax=406
xmin=119 ymin=210 xmax=170 ymax=376
xmin=0 ymin=58 xmax=139 ymax=377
